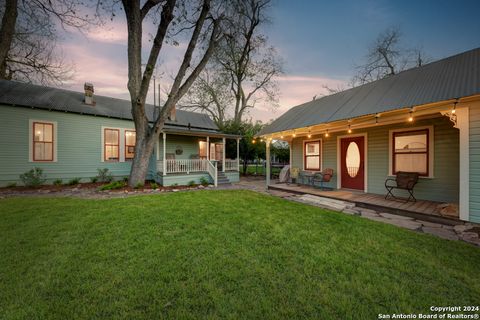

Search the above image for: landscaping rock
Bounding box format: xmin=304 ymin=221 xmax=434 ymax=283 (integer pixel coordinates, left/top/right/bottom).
xmin=379 ymin=212 xmax=412 ymax=220
xmin=460 ymin=232 xmax=480 ymax=246
xmin=342 ymin=208 xmax=360 ymax=215
xmin=364 ymin=216 xmax=390 ymax=223
xmin=422 ymin=227 xmax=459 ymax=241
xmin=385 ymin=219 xmax=422 ymax=230
xmin=359 ymin=209 xmax=379 ymax=218
xmin=453 ymin=224 xmax=469 ymax=233
xmin=441 ymin=225 xmax=454 ymax=230
xmin=197 ymin=185 xmax=205 ymax=189
xmin=172 ymin=189 xmax=179 ymax=192
xmin=418 ymin=220 xmax=443 ymax=228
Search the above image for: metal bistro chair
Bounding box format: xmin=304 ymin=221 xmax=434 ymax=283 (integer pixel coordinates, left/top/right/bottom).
xmin=312 ymin=168 xmax=334 ymax=190
xmin=385 ymin=171 xmax=419 ymax=202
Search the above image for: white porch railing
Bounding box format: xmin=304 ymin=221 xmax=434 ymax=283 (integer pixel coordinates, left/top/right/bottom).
xmin=207 ymin=160 xmax=217 ymax=187
xmin=157 ymin=159 xmax=208 ymax=174
xmin=224 ymin=159 xmax=239 ymax=171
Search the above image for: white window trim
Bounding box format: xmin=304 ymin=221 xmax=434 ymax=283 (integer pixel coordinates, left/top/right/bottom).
xmin=302 ymin=138 xmax=323 ymax=172
xmin=336 ymin=133 xmax=368 ymax=192
xmin=29 ymin=119 xmax=57 ymax=162
xmin=388 ymin=125 xmax=434 ymax=178
xmin=101 ymin=126 xmax=135 ymax=163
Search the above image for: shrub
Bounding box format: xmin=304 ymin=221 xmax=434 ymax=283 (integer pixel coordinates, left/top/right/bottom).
xmin=122 ymin=176 xmax=129 ymax=183
xmin=151 ymin=182 xmax=158 ymax=190
xmin=134 ymin=182 xmax=144 ymax=189
xmin=90 ymin=177 xmax=98 ymax=183
xmin=67 ymin=177 xmax=81 ymax=185
xmin=171 ymin=183 xmax=178 ymax=187
xmin=188 ymin=180 xmax=196 ymax=187
xmin=199 ymin=177 xmax=209 ymax=186
xmin=6 ymin=182 xmax=17 ymax=188
xmin=96 ymin=168 xmax=113 ymax=183
xmin=20 ymin=167 xmax=46 ymax=187
xmin=99 ymin=181 xmax=125 ymax=191
xmin=53 ymin=179 xmax=63 ymax=186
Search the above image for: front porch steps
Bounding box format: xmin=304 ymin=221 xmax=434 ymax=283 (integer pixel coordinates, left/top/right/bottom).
xmin=217 ymin=171 xmax=231 ymax=185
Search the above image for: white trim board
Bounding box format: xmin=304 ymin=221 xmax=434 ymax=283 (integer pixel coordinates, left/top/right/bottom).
xmin=302 ymin=138 xmax=323 ymax=172
xmin=388 ymin=125 xmax=434 ymax=178
xmin=29 ymin=119 xmax=58 ymax=162
xmin=457 ymin=107 xmax=469 ymax=221
xmin=336 ymin=133 xmax=368 ymax=192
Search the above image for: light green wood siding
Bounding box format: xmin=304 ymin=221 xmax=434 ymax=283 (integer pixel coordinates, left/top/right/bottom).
xmin=159 ymin=173 xmax=212 ymax=186
xmin=290 ymin=116 xmax=459 ymax=203
xmin=225 ymin=171 xmax=240 ymax=183
xmin=469 ymin=106 xmax=480 ymax=223
xmin=0 ymin=105 xmax=147 ymax=186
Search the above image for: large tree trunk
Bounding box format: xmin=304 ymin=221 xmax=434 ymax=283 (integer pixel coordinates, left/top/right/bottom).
xmin=129 ymin=127 xmax=157 ymax=186
xmin=0 ymin=0 xmax=18 ymax=79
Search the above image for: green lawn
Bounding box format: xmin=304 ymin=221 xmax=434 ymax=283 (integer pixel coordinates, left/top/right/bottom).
xmin=1 ymin=190 xmax=479 ymax=319
xmin=244 ymin=164 xmax=282 ymax=175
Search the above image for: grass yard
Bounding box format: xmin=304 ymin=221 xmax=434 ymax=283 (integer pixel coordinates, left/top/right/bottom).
xmin=244 ymin=164 xmax=282 ymax=176
xmin=1 ymin=190 xmax=479 ymax=319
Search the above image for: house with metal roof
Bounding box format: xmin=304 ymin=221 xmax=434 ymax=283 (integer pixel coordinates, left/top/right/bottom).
xmin=0 ymin=80 xmax=240 ymax=187
xmin=259 ymin=47 xmax=480 ymax=224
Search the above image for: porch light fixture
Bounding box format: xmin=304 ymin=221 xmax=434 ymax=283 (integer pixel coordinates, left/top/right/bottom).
xmin=325 ymin=129 xmax=329 ymax=138
xmin=408 ymin=108 xmax=414 ymax=122
xmin=375 ymin=114 xmax=379 ymax=124
xmin=348 ymin=124 xmax=352 ymax=134
xmin=452 ymin=100 xmax=458 ymax=114
xmin=292 ymin=130 xmax=296 ymax=138
xmin=280 ymin=135 xmax=284 ymax=139
xmin=307 ymin=129 xmax=312 ymax=138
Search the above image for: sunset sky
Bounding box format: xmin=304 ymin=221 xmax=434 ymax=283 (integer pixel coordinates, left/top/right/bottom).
xmin=60 ymin=0 xmax=480 ymax=122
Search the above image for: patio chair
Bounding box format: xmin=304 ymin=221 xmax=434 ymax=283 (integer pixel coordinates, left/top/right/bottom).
xmin=385 ymin=171 xmax=419 ymax=202
xmin=312 ymin=168 xmax=334 ymax=190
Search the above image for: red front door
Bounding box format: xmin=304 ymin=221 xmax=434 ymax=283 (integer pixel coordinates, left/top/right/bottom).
xmin=341 ymin=136 xmax=365 ymax=190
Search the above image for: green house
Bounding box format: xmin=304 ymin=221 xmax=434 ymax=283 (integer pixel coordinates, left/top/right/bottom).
xmin=259 ymin=48 xmax=480 ymax=223
xmin=0 ymin=80 xmax=240 ymax=187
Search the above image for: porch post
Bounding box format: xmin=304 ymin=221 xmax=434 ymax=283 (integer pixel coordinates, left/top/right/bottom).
xmin=266 ymin=140 xmax=271 ymax=188
xmin=222 ymin=137 xmax=226 ymax=172
xmin=457 ymin=107 xmax=470 ymax=221
xmin=162 ymin=132 xmax=166 ymax=176
xmin=206 ymin=136 xmax=210 ymax=161
xmin=236 ymin=138 xmax=240 ymax=172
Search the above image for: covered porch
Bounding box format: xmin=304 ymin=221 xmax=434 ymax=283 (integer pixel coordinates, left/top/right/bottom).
xmin=155 ymin=129 xmax=240 ymax=186
xmin=268 ymin=182 xmax=459 ymax=224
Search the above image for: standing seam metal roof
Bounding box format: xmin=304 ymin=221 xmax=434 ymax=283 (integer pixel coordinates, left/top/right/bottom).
xmin=260 ymin=47 xmax=480 ymax=135
xmin=0 ymin=79 xmax=218 ymax=131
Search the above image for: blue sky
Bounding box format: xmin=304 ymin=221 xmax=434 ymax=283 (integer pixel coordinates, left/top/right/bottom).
xmin=62 ymin=0 xmax=480 ymax=122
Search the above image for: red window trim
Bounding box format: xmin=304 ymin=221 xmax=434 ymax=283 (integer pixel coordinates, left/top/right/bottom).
xmin=304 ymin=140 xmax=321 ymax=171
xmin=392 ymin=129 xmax=429 ymax=176
xmin=124 ymin=129 xmax=136 ymax=161
xmin=104 ymin=128 xmax=120 ymax=162
xmin=32 ymin=121 xmax=54 ymax=162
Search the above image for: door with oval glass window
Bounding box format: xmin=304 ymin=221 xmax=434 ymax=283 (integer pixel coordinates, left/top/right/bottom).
xmin=340 ymin=136 xmax=365 ymax=190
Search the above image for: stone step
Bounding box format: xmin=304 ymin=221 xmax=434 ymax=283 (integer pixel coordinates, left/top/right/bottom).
xmin=297 ymin=194 xmax=355 ymax=211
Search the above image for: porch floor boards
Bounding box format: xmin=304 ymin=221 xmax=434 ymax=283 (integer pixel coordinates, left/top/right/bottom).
xmin=268 ymin=183 xmax=460 ymax=224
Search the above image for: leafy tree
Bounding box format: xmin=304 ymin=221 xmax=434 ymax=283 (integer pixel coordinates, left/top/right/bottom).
xmin=222 ymin=119 xmax=265 ymax=174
